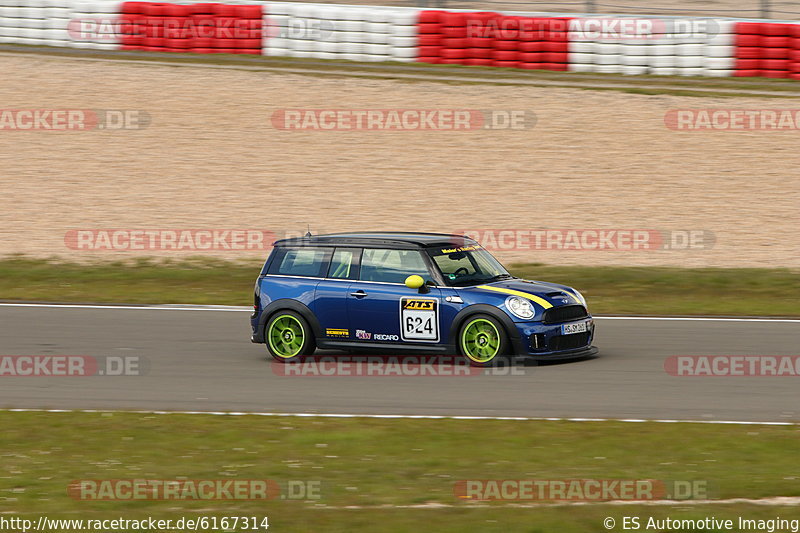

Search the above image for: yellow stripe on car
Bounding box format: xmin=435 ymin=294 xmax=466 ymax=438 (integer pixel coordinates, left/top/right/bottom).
xmin=475 ymin=285 xmax=553 ymax=309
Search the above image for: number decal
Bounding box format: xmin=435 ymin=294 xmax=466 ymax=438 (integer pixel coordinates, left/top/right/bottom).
xmin=400 ymin=297 xmax=439 ymax=342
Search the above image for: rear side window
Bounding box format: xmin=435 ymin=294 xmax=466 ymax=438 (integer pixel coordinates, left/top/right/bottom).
xmin=268 ymin=247 xmax=331 ymax=277
xmin=327 ymin=248 xmax=361 ymax=280
xmin=359 ymin=248 xmax=430 ymax=283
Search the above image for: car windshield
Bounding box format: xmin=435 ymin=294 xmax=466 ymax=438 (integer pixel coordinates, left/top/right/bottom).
xmin=427 ymin=244 xmax=513 ymax=287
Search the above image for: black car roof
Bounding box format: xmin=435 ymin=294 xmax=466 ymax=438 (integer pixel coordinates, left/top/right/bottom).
xmin=273 ymin=232 xmax=477 ymax=249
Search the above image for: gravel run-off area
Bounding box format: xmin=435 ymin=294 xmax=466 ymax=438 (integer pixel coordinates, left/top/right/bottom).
xmin=1 ymin=55 xmax=798 ymax=268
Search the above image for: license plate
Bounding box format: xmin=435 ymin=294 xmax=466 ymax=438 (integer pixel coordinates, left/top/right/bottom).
xmin=561 ymin=321 xmax=588 ymax=335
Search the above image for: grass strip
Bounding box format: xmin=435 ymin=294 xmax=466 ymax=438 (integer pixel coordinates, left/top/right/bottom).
xmin=0 ymin=257 xmax=798 ymax=316
xmin=0 ymin=411 xmax=799 ymax=532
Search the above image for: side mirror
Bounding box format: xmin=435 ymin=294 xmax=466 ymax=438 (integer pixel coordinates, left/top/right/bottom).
xmin=405 ymin=275 xmax=431 ymax=293
xmin=404 ymin=275 xmax=424 ymax=289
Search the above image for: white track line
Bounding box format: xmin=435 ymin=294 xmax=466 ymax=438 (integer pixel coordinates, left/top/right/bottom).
xmin=315 ymin=496 xmax=800 ymax=508
xmin=595 ymin=316 xmax=800 ymax=323
xmin=0 ymin=302 xmax=799 ymax=322
xmin=1 ymin=408 xmax=797 ymax=426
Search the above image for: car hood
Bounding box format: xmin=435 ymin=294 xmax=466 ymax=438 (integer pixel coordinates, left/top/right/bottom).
xmin=458 ymin=279 xmax=583 ymax=309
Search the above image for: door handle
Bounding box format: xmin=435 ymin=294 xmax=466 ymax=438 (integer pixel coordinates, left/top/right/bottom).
xmin=350 ymin=290 xmax=367 ymax=298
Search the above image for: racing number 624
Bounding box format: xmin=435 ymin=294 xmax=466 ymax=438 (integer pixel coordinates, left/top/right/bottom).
xmin=406 ymin=316 xmax=433 ymax=335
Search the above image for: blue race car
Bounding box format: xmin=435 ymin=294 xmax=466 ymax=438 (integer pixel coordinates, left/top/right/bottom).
xmin=250 ymin=232 xmax=597 ymax=366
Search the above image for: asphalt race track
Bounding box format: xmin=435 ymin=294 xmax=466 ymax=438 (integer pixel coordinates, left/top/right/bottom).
xmin=0 ymin=305 xmax=798 ymax=422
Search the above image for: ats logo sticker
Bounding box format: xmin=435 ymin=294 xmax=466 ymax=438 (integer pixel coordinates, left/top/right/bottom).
xmin=403 ymin=300 xmax=436 ymax=311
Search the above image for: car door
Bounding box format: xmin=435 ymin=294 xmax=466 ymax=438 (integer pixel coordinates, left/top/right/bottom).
xmin=311 ymin=247 xmax=361 ymax=340
xmin=347 ymin=248 xmax=442 ymax=344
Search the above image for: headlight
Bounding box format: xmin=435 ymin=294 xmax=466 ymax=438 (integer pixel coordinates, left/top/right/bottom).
xmin=572 ymin=289 xmax=587 ymax=307
xmin=505 ymin=296 xmax=534 ymax=319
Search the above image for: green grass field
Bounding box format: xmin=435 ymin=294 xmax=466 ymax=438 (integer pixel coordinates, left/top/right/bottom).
xmin=1 ymin=412 xmax=799 ymax=532
xmin=1 ymin=257 xmax=798 ymax=316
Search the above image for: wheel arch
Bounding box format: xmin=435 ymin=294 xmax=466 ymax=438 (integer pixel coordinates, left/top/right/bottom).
xmin=257 ymin=299 xmax=323 ymax=342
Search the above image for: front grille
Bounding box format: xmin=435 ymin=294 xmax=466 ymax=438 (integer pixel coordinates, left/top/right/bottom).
xmin=548 ymin=332 xmax=591 ymax=351
xmin=542 ymin=304 xmax=589 ymax=324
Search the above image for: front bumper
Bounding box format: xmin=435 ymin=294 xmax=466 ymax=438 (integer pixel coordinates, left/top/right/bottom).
xmin=517 ymin=345 xmax=598 ymax=361
xmin=511 ymin=318 xmax=596 ymax=358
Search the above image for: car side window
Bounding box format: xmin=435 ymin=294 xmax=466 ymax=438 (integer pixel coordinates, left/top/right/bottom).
xmin=360 ymin=248 xmax=430 ymax=284
xmin=327 ymin=248 xmax=361 ymax=280
xmin=268 ymin=247 xmax=331 ymax=278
